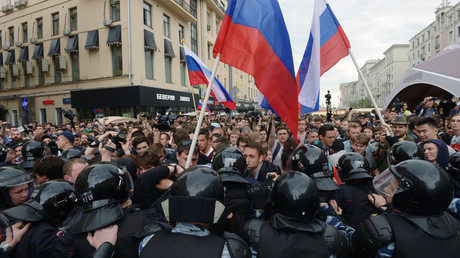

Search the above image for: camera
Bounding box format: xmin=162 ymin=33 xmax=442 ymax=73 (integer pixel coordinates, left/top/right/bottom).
xmin=62 ymin=109 xmax=76 ymax=121
xmin=154 ymin=114 xmax=178 ymax=132
xmin=244 ymin=111 xmax=261 ymax=122
xmin=392 ymin=98 xmax=404 ymax=113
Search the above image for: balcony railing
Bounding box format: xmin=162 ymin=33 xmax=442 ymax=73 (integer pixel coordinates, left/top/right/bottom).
xmin=212 ymin=0 xmax=226 ymax=13
xmin=172 ymin=0 xmax=197 ymax=18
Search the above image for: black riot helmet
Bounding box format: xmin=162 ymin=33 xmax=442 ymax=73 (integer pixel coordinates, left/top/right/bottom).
xmin=162 ymin=166 xmax=225 ymax=224
xmin=271 ymin=172 xmax=319 ymax=221
xmin=0 ymin=167 xmax=35 ymax=209
xmin=0 ymin=145 xmax=8 ymax=163
xmin=337 ymin=153 xmax=372 ymax=182
xmin=447 ymin=152 xmax=460 ymax=188
xmin=72 ymin=162 xmax=134 ymax=233
xmin=62 ymin=148 xmax=81 ymax=161
xmin=288 ymin=145 xmax=328 ymax=176
xmin=212 ymin=147 xmax=247 ymax=175
xmin=21 ymin=141 xmax=46 ymax=169
xmin=387 ymin=141 xmax=423 ymax=165
xmin=212 ymin=147 xmax=248 ymax=184
xmin=3 ymin=180 xmax=77 ymax=225
xmin=373 ymin=160 xmax=453 ymax=216
xmin=288 ymin=145 xmax=338 ymax=194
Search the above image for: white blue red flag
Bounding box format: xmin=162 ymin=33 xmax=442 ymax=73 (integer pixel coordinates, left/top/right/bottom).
xmin=298 ymin=0 xmax=350 ymax=114
xmin=197 ymin=100 xmax=211 ymax=112
xmin=213 ymin=0 xmax=299 ymax=138
xmin=184 ymin=45 xmax=236 ymax=110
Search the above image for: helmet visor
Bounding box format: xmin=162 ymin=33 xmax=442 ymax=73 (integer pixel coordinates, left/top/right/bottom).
xmin=373 ymin=167 xmax=403 ymax=197
xmin=0 ymin=173 xmax=35 ymax=188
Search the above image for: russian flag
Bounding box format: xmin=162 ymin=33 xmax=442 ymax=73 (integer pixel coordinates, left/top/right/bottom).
xmin=184 ymin=45 xmax=236 ymax=110
xmin=198 ymin=100 xmax=211 ymax=112
xmin=213 ymin=0 xmax=299 ymax=138
xmin=298 ymin=0 xmax=350 ymax=114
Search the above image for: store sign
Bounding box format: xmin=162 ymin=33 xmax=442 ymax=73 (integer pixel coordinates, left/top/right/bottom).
xmin=156 ymin=94 xmax=175 ymax=101
xmin=43 ymin=100 xmax=55 ymax=105
xmin=94 ymin=109 xmax=104 ymax=114
xmin=63 ymin=98 xmax=71 ymax=104
xmin=180 ymin=96 xmax=190 ymax=102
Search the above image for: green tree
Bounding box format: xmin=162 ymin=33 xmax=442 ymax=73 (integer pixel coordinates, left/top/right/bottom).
xmin=349 ymin=98 xmax=372 ymax=108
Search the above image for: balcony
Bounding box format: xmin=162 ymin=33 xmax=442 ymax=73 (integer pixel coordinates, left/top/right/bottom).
xmin=159 ymin=0 xmax=197 ymax=22
xmin=205 ymin=0 xmax=226 ymax=17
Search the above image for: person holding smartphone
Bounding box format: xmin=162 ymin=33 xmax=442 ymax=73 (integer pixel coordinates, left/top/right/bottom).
xmin=415 ymin=96 xmax=438 ymax=117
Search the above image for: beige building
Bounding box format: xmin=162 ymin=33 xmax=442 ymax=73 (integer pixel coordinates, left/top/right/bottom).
xmin=340 ymin=44 xmax=410 ymax=107
xmin=0 ymin=0 xmax=257 ymax=125
xmin=410 ymin=0 xmax=460 ymax=67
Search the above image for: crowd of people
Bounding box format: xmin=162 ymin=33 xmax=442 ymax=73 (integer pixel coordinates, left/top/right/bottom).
xmin=1 ymin=94 xmax=460 ymax=257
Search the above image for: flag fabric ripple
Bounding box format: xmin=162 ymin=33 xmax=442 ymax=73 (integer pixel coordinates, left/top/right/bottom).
xmin=213 ymin=0 xmax=299 ymax=138
xmin=298 ymin=0 xmax=350 ymax=114
xmin=184 ymin=45 xmax=236 ymax=110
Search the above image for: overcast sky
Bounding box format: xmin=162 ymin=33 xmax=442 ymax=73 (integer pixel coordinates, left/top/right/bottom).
xmin=278 ymin=0 xmax=449 ymax=107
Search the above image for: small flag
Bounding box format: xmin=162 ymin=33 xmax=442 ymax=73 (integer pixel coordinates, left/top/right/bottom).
xmin=184 ymin=45 xmax=236 ymax=110
xmin=198 ymin=100 xmax=211 ymax=112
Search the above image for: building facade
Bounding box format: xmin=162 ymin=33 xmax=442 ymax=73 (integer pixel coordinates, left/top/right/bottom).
xmin=409 ymin=0 xmax=460 ymax=67
xmin=0 ymin=0 xmax=257 ymax=125
xmin=340 ymin=44 xmax=410 ymax=107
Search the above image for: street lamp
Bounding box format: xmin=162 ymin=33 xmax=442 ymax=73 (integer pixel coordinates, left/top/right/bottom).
xmin=325 ymin=90 xmax=332 ymax=122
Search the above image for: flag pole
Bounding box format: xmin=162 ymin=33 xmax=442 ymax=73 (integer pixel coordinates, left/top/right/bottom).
xmin=348 ymin=49 xmax=386 ymax=125
xmin=188 ymin=86 xmax=199 ymax=120
xmin=185 ymin=54 xmax=221 ymax=168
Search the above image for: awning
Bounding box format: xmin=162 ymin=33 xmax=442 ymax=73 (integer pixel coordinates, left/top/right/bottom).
xmin=32 ymin=43 xmax=44 ymax=60
xmin=0 ymin=53 xmax=3 ymax=66
xmin=65 ymin=35 xmax=79 ymax=53
xmin=144 ymin=30 xmax=157 ymax=51
xmin=164 ymin=39 xmax=175 ymax=58
xmin=48 ymin=38 xmax=61 ymax=56
xmin=107 ymin=25 xmax=121 ymax=46
xmin=180 ymin=47 xmax=186 ymax=63
xmin=5 ymin=50 xmax=15 ymax=65
xmin=85 ymin=30 xmax=99 ymax=50
xmin=18 ymin=46 xmax=29 ymax=62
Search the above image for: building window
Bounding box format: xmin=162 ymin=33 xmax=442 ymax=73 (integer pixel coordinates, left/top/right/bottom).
xmin=428 ymin=43 xmax=431 ymax=52
xmin=216 ymin=20 xmax=219 ymax=34
xmin=112 ymin=46 xmax=123 ymax=77
xmin=165 ymin=56 xmax=172 ymax=83
xmin=163 ymin=15 xmax=170 ymax=37
xmin=179 ymin=25 xmax=184 ymax=44
xmin=40 ymin=109 xmax=47 ymax=124
xmin=207 ymin=12 xmax=211 ymax=27
xmin=180 ymin=62 xmax=186 ymax=86
xmin=55 ymin=108 xmax=63 ymax=125
xmin=71 ymin=53 xmax=80 ymax=81
xmin=38 ymin=60 xmax=45 ymax=85
xmin=111 ymin=0 xmax=121 ymax=22
xmin=458 ymin=26 xmax=460 ymax=37
xmin=37 ymin=18 xmax=43 ymax=39
xmin=8 ymin=27 xmax=14 ymax=47
xmin=143 ymin=3 xmax=152 ymax=27
xmin=54 ymin=56 xmax=62 ymax=83
xmin=145 ymin=50 xmax=154 ymax=79
xmin=0 ymin=80 xmax=3 ymax=90
xmin=11 ymin=110 xmax=18 ymax=126
xmin=10 ymin=67 xmax=16 ymax=89
xmin=450 ymin=31 xmax=453 ymax=41
xmin=22 ymin=23 xmax=28 ymax=43
xmin=191 ymin=22 xmax=198 ymax=54
xmin=0 ymin=31 xmax=2 ymax=49
xmin=190 ymin=0 xmax=197 ymax=17
xmin=52 ymin=13 xmax=59 ymax=36
xmin=207 ymin=43 xmax=211 ymax=59
xmin=23 ymin=63 xmax=30 ymax=87
xmin=70 ymin=8 xmax=78 ymax=31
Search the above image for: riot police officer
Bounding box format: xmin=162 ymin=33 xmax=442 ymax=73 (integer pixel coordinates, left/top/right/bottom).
xmin=336 ymin=153 xmax=375 ymax=228
xmin=212 ymin=147 xmax=266 ymax=222
xmin=354 ymin=160 xmax=460 ymax=257
xmin=446 ymin=152 xmax=460 ymax=220
xmin=387 ymin=140 xmax=423 ymax=166
xmin=20 ymin=141 xmax=46 ymax=172
xmin=239 ymin=172 xmax=349 ymax=257
xmin=138 ymin=166 xmax=251 ymax=258
xmin=3 ymin=180 xmax=78 ymax=257
xmin=0 ymin=167 xmax=35 ymax=210
xmin=72 ymin=162 xmax=147 ymax=258
xmin=288 ymin=145 xmax=339 ymax=202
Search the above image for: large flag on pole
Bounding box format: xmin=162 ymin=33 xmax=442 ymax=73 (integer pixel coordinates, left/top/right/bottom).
xmin=298 ymin=0 xmax=350 ymax=114
xmin=213 ymin=0 xmax=299 ymax=138
xmin=184 ymin=45 xmax=236 ymax=110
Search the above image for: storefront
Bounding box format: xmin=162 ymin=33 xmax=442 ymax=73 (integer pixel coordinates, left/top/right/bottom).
xmin=71 ymin=86 xmax=200 ymax=120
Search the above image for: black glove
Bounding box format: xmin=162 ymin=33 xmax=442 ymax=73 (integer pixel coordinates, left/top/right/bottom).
xmin=385 ymin=135 xmax=399 ymax=146
xmin=246 ymin=183 xmax=266 ymax=210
